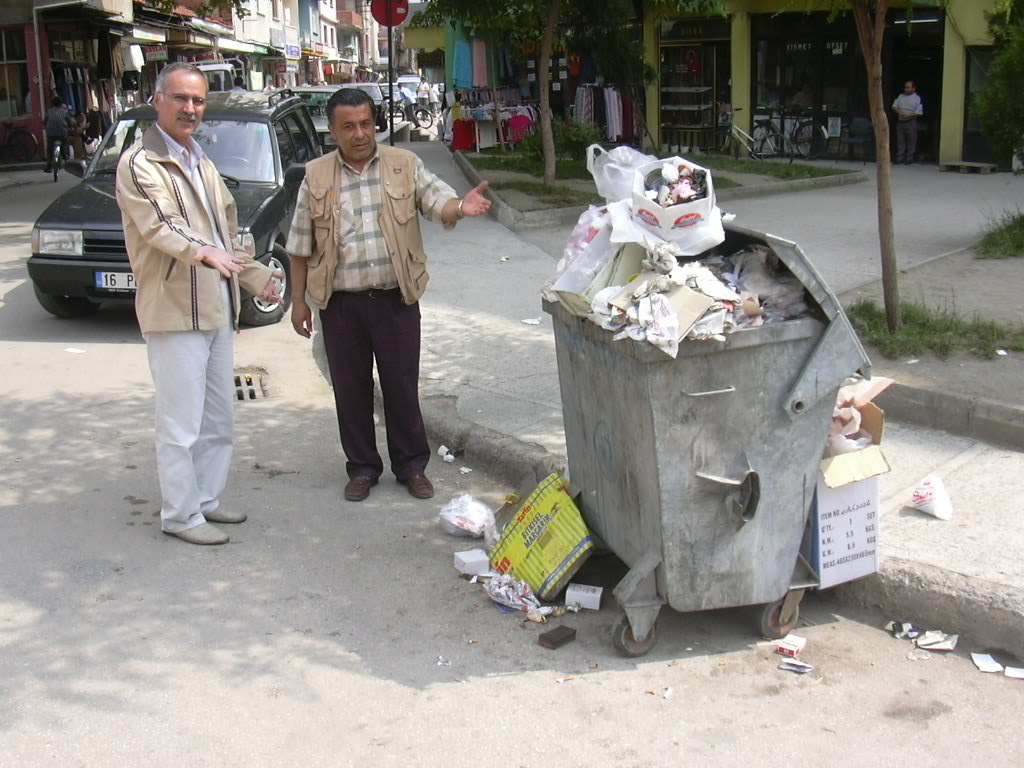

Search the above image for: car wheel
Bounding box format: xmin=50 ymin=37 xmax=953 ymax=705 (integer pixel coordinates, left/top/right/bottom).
xmin=33 ymin=284 xmax=101 ymax=319
xmin=239 ymin=246 xmax=291 ymax=327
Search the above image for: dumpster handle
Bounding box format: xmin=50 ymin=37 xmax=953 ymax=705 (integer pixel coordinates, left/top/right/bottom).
xmin=682 ymin=386 xmax=736 ymax=397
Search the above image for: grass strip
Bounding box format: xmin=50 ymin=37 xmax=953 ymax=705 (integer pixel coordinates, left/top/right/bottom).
xmin=977 ymin=209 xmax=1024 ymax=259
xmin=848 ymin=299 xmax=1024 ymax=360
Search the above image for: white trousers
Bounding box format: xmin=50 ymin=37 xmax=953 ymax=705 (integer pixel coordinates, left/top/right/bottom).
xmin=145 ymin=323 xmax=235 ymax=532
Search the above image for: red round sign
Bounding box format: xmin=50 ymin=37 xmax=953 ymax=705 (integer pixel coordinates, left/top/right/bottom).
xmin=370 ymin=0 xmax=409 ymax=27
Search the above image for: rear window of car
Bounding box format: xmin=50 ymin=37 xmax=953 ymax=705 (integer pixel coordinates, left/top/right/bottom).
xmin=92 ymin=119 xmax=278 ymax=183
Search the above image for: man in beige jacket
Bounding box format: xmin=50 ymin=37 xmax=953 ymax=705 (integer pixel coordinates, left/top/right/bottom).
xmin=116 ymin=62 xmax=280 ymax=545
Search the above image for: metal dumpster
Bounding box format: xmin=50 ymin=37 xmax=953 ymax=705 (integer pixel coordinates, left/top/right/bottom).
xmin=544 ymin=221 xmax=871 ymax=656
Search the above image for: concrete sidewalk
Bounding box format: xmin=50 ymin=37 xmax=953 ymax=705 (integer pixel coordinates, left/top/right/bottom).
xmin=400 ymin=141 xmax=1024 ymax=657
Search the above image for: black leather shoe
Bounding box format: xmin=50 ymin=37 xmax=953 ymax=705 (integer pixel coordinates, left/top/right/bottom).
xmin=399 ymin=473 xmax=434 ymax=499
xmin=344 ymin=476 xmax=378 ymax=502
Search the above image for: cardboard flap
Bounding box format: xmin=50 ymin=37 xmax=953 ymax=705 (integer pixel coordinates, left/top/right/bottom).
xmin=820 ymin=444 xmax=891 ymax=488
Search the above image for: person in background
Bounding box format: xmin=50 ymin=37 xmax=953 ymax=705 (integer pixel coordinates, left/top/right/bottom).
xmin=789 ymin=83 xmax=814 ymax=115
xmin=891 ymin=79 xmax=923 ymax=165
xmin=428 ymin=81 xmax=441 ymax=116
xmin=68 ymin=112 xmax=88 ymax=159
xmin=115 ymin=62 xmax=281 ymax=545
xmin=416 ymin=77 xmax=430 ymax=111
xmin=43 ymin=96 xmax=72 ymax=173
xmin=286 ymin=88 xmax=491 ymax=504
xmin=231 ymin=76 xmax=247 ymax=92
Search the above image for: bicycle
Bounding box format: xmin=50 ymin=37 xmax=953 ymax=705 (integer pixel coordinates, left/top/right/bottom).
xmin=0 ymin=120 xmax=40 ymax=163
xmin=49 ymin=137 xmax=65 ymax=182
xmin=716 ymin=108 xmax=774 ymax=161
xmin=381 ymin=97 xmax=433 ymax=130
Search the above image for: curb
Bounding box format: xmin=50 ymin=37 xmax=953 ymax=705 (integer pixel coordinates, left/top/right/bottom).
xmin=837 ymin=557 xmax=1024 ymax=659
xmin=716 ymin=168 xmax=869 ymax=201
xmin=452 ymin=149 xmax=587 ymax=232
xmin=876 ymin=383 xmax=1024 ymax=452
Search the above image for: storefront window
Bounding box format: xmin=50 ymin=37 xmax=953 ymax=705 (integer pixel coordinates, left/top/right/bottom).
xmin=0 ymin=30 xmax=30 ymax=118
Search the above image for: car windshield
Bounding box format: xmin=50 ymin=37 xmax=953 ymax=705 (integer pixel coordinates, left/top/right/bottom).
xmin=90 ymin=119 xmax=277 ymax=183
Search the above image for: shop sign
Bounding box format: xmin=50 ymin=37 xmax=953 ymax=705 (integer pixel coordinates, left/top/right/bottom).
xmin=314 ymin=42 xmax=325 ymax=55
xmin=786 ymin=42 xmax=812 ymax=52
xmin=270 ymin=28 xmax=285 ymax=48
xmin=132 ymin=26 xmax=166 ymax=43
xmin=827 ymin=41 xmax=849 ymax=55
xmin=277 ymin=63 xmax=287 ymax=73
xmin=286 ymin=44 xmax=301 ymax=59
xmin=660 ymin=18 xmax=730 ymax=41
xmin=143 ymin=45 xmax=168 ymax=62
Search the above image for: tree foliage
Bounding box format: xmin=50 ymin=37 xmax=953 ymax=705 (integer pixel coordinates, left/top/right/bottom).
xmin=143 ymin=0 xmax=249 ymax=20
xmin=976 ymin=0 xmax=1024 ymax=162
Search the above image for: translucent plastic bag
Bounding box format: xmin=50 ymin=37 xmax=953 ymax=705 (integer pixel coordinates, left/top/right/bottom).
xmin=438 ymin=494 xmax=496 ymax=540
xmin=586 ymin=143 xmax=657 ymax=204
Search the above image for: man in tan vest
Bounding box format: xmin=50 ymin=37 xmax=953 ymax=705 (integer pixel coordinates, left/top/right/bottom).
xmin=287 ymin=88 xmax=490 ymax=502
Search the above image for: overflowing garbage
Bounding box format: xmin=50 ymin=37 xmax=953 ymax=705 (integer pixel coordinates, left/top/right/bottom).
xmin=545 ymin=145 xmax=814 ymax=358
xmin=437 ymin=473 xmax=600 ymax=644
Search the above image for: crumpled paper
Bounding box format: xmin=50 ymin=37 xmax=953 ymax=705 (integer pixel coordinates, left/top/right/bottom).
xmin=484 ymin=574 xmax=541 ymax=612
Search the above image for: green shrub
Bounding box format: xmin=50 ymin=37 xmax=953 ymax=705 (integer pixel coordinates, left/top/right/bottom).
xmin=519 ymin=120 xmax=605 ymax=162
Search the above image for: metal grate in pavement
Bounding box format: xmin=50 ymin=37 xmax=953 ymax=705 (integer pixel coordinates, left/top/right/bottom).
xmin=234 ymin=368 xmax=266 ymax=401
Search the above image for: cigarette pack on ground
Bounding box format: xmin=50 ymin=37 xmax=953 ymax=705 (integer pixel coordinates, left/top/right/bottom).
xmin=453 ymin=548 xmax=490 ymax=576
xmin=565 ymin=583 xmax=603 ymax=610
xmin=489 ymin=473 xmax=594 ymax=601
xmin=776 ymin=634 xmax=807 ymax=658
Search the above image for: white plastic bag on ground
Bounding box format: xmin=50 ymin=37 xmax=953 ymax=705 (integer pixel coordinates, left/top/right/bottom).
xmin=908 ymin=476 xmax=953 ymax=520
xmin=586 ymin=143 xmax=657 ymax=204
xmin=438 ymin=495 xmax=496 ymax=539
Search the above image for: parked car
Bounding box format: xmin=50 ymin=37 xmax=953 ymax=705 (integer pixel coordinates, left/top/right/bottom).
xmin=291 ymin=83 xmax=388 ymax=148
xmin=27 ymin=89 xmax=320 ymax=325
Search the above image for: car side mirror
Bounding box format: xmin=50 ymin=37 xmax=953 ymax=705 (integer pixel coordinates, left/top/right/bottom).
xmin=67 ymin=159 xmax=87 ymax=178
xmin=284 ymin=163 xmax=306 ymax=184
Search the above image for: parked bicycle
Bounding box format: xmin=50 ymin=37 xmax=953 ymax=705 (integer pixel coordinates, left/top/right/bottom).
xmin=717 ymin=107 xmax=827 ymax=162
xmin=0 ymin=120 xmax=40 ymax=163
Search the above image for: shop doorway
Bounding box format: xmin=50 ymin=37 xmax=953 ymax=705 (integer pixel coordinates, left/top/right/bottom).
xmin=888 ymin=14 xmax=943 ymax=162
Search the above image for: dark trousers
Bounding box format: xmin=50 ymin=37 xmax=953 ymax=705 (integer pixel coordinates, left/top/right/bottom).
xmin=895 ymin=119 xmax=918 ymax=162
xmin=319 ymin=289 xmax=430 ymax=482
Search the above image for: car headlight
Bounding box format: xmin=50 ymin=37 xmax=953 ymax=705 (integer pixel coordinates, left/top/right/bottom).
xmin=34 ymin=229 xmax=83 ymax=256
xmin=239 ymin=231 xmax=256 ymax=257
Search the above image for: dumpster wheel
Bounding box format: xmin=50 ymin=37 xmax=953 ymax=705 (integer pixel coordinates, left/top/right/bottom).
xmin=612 ymin=614 xmax=658 ymax=657
xmin=758 ymin=590 xmax=804 ymax=639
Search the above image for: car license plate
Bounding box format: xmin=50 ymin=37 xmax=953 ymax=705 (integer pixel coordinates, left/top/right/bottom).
xmin=95 ymin=271 xmax=136 ymax=293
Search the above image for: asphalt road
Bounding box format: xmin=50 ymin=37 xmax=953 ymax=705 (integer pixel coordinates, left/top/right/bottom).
xmin=2 ymin=173 xmax=1023 ymax=766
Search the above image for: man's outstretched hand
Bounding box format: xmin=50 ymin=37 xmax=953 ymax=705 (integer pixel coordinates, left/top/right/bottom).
xmin=460 ymin=182 xmax=492 ymax=217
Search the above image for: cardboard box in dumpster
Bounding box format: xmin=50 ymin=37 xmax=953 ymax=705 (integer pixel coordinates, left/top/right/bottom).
xmin=609 ymin=271 xmax=714 ymax=340
xmin=631 ymin=157 xmax=715 ymax=241
xmin=811 ymin=403 xmax=891 ymax=589
xmin=553 ymin=242 xmax=645 ymax=317
xmin=489 ymin=473 xmax=595 ymax=600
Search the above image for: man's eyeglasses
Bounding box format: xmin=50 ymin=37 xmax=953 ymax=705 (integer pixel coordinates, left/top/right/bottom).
xmin=170 ymin=94 xmax=206 ymax=107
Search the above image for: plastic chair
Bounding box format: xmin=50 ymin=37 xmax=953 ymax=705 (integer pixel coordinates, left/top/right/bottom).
xmin=838 ymin=117 xmax=873 ymax=164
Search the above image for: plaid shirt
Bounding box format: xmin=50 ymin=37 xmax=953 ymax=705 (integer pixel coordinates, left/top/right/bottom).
xmin=286 ymin=149 xmax=455 ymax=293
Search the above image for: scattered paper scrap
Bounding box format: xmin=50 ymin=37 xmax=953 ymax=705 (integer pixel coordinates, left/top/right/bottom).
xmin=554 ymin=676 xmax=575 ymax=683
xmin=1004 ymin=667 xmax=1024 ymax=679
xmin=436 ymin=656 xmax=451 ymax=666
xmin=971 ymin=653 xmax=1004 ymax=673
xmin=996 ymin=350 xmax=1008 ymax=356
xmin=906 ymin=649 xmax=932 ymax=661
xmin=443 ymin=453 xmax=455 ymax=463
xmin=778 ymin=660 xmax=815 ymax=675
xmin=885 ymin=621 xmax=921 ymax=640
xmin=438 ymin=445 xmax=450 ymax=457
xmin=65 ymin=348 xmax=86 ymax=354
xmin=459 ymin=466 xmax=472 ymax=474
xmin=915 ymin=631 xmax=958 ymax=651
xmin=499 ymin=255 xmax=510 ymax=262
xmin=521 ymin=317 xmax=543 ymax=326
xmin=905 ymin=359 xmax=919 ymax=365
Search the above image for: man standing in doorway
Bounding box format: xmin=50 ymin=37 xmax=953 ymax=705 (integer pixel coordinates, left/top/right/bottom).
xmin=116 ymin=62 xmax=281 ymax=545
xmin=287 ymin=88 xmax=490 ymax=503
xmin=891 ymin=80 xmax=923 ymax=164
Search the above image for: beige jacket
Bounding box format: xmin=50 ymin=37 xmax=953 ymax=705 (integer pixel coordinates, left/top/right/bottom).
xmin=302 ymin=146 xmax=430 ymax=309
xmin=115 ymin=125 xmax=272 ymax=333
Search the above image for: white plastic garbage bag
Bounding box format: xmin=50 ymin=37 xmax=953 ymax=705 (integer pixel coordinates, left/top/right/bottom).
xmin=586 ymin=143 xmax=657 ymax=204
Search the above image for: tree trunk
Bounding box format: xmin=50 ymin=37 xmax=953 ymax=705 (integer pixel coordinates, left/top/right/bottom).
xmin=539 ymin=0 xmax=562 ymax=187
xmin=853 ymin=0 xmax=902 ymax=331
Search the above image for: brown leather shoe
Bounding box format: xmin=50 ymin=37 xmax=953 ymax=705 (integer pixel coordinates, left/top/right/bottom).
xmin=399 ymin=473 xmax=434 ymax=499
xmin=344 ymin=476 xmax=378 ymax=502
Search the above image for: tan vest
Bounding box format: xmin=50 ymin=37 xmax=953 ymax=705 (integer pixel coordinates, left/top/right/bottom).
xmin=302 ymin=146 xmax=429 ymax=309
